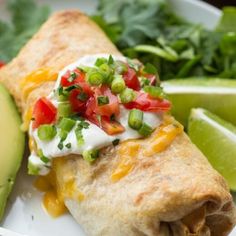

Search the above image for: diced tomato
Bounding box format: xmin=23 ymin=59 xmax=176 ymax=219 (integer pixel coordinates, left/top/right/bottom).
xmin=0 ymin=61 xmax=5 ymax=68
xmin=69 ymin=89 xmax=87 ymax=113
xmin=123 ymin=67 xmax=140 ymax=91
xmin=94 ymin=86 xmax=120 ymax=117
xmin=124 ymin=92 xmax=171 ymax=112
xmin=32 ymin=97 xmax=57 ymax=129
xmin=101 ymin=117 xmax=125 ymax=135
xmin=60 ymin=69 xmax=86 ymax=87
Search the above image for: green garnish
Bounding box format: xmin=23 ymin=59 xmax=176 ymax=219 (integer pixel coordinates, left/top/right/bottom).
xmin=119 ymin=88 xmax=136 ymax=103
xmin=68 ymin=72 xmax=77 ymax=82
xmin=37 ymin=125 xmax=56 ymax=141
xmin=128 ymin=109 xmax=143 ymax=130
xmin=140 ymin=77 xmax=151 ymax=87
xmin=108 ymin=55 xmax=114 ymax=65
xmin=37 ymin=149 xmax=49 ymax=163
xmin=138 ymin=123 xmax=153 ymax=137
xmin=65 ymin=143 xmax=72 ymax=149
xmin=64 ymin=84 xmax=81 ymax=92
xmin=87 ymin=71 xmax=104 ymax=86
xmin=112 ymin=139 xmax=120 ymax=146
xmin=82 ymin=149 xmax=99 ymax=163
xmin=57 ymin=142 xmax=64 ymax=150
xmin=97 ymin=96 xmax=109 ymax=106
xmin=59 ymin=118 xmax=76 ymax=132
xmin=59 ymin=130 xmax=68 ymax=142
xmin=95 ymin=57 xmax=108 ymax=67
xmin=143 ymin=86 xmax=164 ymax=99
xmin=58 ymin=103 xmax=72 ymax=117
xmin=99 ymin=63 xmax=112 ymax=82
xmin=77 ymin=92 xmax=88 ymax=102
xmin=75 ymin=127 xmax=84 ymax=146
xmin=111 ymin=75 xmax=126 ymax=94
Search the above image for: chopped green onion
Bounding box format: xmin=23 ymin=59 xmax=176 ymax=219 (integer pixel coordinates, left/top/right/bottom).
xmin=138 ymin=123 xmax=153 ymax=137
xmin=57 ymin=142 xmax=64 ymax=150
xmin=98 ymin=64 xmax=112 ymax=84
xmin=119 ymin=88 xmax=136 ymax=103
xmin=57 ymin=86 xmax=69 ymax=101
xmin=58 ymin=103 xmax=72 ymax=117
xmin=108 ymin=55 xmax=114 ymax=65
xmin=112 ymin=139 xmax=120 ymax=146
xmin=97 ymin=96 xmax=109 ymax=106
xmin=68 ymin=72 xmax=77 ymax=82
xmin=77 ymin=92 xmax=88 ymax=102
xmin=140 ymin=77 xmax=151 ymax=87
xmin=128 ymin=109 xmax=143 ymax=130
xmin=64 ymin=84 xmax=81 ymax=92
xmin=95 ymin=57 xmax=108 ymax=67
xmin=114 ymin=61 xmax=128 ymax=74
xmin=59 ymin=130 xmax=68 ymax=141
xmin=143 ymin=86 xmax=164 ymax=99
xmin=75 ymin=126 xmax=84 ymax=146
xmin=65 ymin=143 xmax=71 ymax=149
xmin=38 ymin=125 xmax=57 ymax=141
xmin=59 ymin=118 xmax=76 ymax=132
xmin=87 ymin=71 xmax=104 ymax=86
xmin=37 ymin=149 xmax=50 ymax=163
xmin=111 ymin=75 xmax=126 ymax=94
xmin=82 ymin=149 xmax=99 ymax=163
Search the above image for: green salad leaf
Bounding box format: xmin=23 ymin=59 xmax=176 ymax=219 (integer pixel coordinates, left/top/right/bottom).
xmin=92 ymin=0 xmax=236 ymax=80
xmin=0 ymin=0 xmax=50 ymax=62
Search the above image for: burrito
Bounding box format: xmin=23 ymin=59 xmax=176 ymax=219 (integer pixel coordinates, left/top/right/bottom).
xmin=0 ymin=10 xmax=235 ymax=236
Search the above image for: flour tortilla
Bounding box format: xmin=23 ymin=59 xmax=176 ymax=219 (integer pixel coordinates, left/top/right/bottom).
xmin=0 ymin=10 xmax=235 ymax=236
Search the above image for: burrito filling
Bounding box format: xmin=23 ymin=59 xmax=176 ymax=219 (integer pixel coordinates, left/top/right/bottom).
xmin=28 ymin=54 xmax=172 ymax=175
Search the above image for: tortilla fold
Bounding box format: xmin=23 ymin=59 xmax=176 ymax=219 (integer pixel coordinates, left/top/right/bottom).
xmin=0 ymin=10 xmax=235 ymax=236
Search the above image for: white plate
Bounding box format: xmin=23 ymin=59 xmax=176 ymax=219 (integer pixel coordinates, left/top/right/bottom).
xmin=1 ymin=0 xmax=235 ymax=235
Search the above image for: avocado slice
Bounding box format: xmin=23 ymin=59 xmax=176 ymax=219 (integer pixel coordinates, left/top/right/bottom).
xmin=0 ymin=84 xmax=25 ymax=220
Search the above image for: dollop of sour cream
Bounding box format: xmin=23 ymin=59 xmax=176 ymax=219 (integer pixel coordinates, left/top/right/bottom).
xmin=29 ymin=54 xmax=162 ymax=175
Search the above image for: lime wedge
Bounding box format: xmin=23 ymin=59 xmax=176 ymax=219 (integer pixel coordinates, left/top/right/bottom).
xmin=188 ymin=108 xmax=236 ymax=190
xmin=162 ymin=78 xmax=236 ymax=127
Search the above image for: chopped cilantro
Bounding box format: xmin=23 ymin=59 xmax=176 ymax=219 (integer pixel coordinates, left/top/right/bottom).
xmin=97 ymin=96 xmax=109 ymax=105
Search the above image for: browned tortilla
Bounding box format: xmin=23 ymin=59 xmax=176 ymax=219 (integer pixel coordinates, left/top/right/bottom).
xmin=0 ymin=10 xmax=235 ymax=236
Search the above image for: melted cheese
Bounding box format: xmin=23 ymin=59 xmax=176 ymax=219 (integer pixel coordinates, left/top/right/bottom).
xmin=20 ymin=68 xmax=58 ymax=101
xmin=34 ymin=157 xmax=84 ymax=217
xmin=143 ymin=119 xmax=183 ymax=157
xmin=111 ymin=141 xmax=140 ymax=182
xmin=111 ymin=117 xmax=183 ymax=182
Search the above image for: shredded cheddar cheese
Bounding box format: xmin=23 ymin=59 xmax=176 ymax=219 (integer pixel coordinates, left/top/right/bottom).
xmin=20 ymin=68 xmax=58 ymax=101
xmin=34 ymin=157 xmax=84 ymax=217
xmin=111 ymin=141 xmax=140 ymax=182
xmin=143 ymin=119 xmax=183 ymax=157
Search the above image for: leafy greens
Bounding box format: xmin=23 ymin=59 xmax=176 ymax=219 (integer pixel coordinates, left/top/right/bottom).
xmin=92 ymin=0 xmax=236 ymax=80
xmin=0 ymin=0 xmax=50 ymax=62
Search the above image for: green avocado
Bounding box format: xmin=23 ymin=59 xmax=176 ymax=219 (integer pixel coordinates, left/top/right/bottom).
xmin=0 ymin=84 xmax=25 ymax=220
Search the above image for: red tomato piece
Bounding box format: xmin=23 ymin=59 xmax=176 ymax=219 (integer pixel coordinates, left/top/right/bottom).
xmin=0 ymin=61 xmax=5 ymax=68
xmin=69 ymin=89 xmax=88 ymax=113
xmin=101 ymin=117 xmax=125 ymax=135
xmin=60 ymin=69 xmax=85 ymax=87
xmin=94 ymin=86 xmax=120 ymax=117
xmin=124 ymin=92 xmax=171 ymax=112
xmin=32 ymin=97 xmax=57 ymax=129
xmin=123 ymin=67 xmax=140 ymax=91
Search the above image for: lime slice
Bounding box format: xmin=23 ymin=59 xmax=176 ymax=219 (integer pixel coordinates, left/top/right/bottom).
xmin=162 ymin=78 xmax=236 ymax=127
xmin=188 ymin=108 xmax=236 ymax=190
